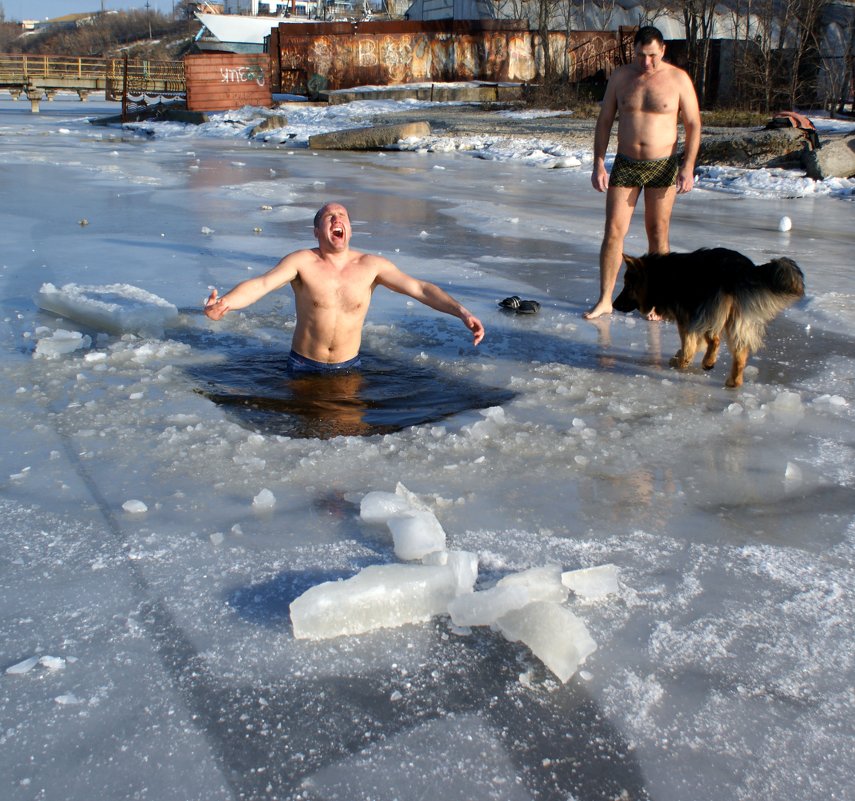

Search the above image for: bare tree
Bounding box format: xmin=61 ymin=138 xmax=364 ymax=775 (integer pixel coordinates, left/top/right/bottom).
xmin=809 ymin=1 xmax=854 ymax=114
xmin=660 ymin=0 xmax=716 ymax=107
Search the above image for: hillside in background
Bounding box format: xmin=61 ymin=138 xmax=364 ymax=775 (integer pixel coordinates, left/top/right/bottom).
xmin=0 ymin=11 xmax=200 ymax=60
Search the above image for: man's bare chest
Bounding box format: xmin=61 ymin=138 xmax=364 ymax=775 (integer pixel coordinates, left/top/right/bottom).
xmin=297 ymin=268 xmax=374 ymax=313
xmin=620 ymin=77 xmax=677 ymax=114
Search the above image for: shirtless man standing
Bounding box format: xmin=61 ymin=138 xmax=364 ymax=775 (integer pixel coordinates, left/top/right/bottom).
xmin=203 ymin=202 xmax=484 ymax=371
xmin=585 ymin=25 xmax=701 ymax=320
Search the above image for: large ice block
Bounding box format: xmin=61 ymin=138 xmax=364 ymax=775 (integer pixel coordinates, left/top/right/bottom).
xmin=497 ymin=601 xmax=597 ymax=683
xmin=497 ymin=564 xmax=569 ymax=604
xmin=561 ymin=564 xmax=619 ymax=600
xmin=388 ymin=511 xmax=446 ymax=561
xmin=36 ymin=282 xmax=178 ymax=338
xmin=291 ymin=562 xmax=472 ymax=640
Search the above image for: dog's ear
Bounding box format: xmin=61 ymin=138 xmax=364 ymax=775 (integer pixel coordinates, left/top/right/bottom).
xmin=623 ymin=254 xmax=642 ymax=270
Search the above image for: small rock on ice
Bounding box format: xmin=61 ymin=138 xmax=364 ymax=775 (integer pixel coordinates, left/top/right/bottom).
xmin=122 ymin=499 xmax=148 ymax=514
xmin=778 ymin=215 xmax=792 ymax=232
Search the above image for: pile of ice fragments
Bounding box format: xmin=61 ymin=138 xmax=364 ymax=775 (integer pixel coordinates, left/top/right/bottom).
xmin=290 ymin=484 xmax=619 ymax=684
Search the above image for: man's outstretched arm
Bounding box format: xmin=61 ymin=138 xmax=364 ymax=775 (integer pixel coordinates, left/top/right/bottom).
xmin=375 ymin=261 xmax=485 ymax=345
xmin=204 ymin=252 xmax=302 ymax=320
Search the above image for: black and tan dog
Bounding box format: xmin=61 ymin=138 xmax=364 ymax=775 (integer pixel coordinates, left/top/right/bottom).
xmin=613 ymin=247 xmax=805 ymax=387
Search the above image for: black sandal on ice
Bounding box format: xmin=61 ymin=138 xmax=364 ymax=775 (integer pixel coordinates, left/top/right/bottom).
xmin=498 ymin=295 xmax=521 ymax=309
xmin=515 ymin=300 xmax=540 ymax=314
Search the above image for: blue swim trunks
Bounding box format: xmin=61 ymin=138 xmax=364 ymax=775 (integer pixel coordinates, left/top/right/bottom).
xmin=286 ymin=350 xmax=362 ymax=373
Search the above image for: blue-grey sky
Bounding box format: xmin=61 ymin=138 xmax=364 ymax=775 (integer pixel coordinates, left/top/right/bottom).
xmin=4 ymin=2 xmax=176 ymax=21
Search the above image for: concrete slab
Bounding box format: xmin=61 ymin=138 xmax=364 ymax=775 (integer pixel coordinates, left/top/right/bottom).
xmin=308 ymin=121 xmax=431 ymax=150
xmin=323 ymin=82 xmax=525 ymax=105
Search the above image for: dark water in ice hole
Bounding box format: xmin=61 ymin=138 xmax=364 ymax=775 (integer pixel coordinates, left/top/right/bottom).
xmin=191 ymin=348 xmax=516 ymax=439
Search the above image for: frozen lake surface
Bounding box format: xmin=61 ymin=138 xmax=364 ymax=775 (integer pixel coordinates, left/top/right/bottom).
xmin=1 ymin=96 xmax=854 ymax=801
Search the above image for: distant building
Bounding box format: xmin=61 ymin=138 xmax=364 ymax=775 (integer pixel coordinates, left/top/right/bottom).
xmin=404 ymin=0 xmax=494 ymax=20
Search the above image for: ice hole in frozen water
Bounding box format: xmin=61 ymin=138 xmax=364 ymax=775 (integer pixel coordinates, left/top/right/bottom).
xmin=190 ymin=348 xmax=515 ymax=439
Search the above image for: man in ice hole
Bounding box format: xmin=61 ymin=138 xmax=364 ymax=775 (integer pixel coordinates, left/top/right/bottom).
xmin=204 ymin=202 xmax=485 ymax=372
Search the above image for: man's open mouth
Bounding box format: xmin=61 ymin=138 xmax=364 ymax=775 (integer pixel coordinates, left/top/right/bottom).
xmin=332 ymin=225 xmax=344 ymax=238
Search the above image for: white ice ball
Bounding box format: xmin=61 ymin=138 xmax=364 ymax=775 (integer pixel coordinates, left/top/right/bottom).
xmin=778 ymin=216 xmax=792 ymax=232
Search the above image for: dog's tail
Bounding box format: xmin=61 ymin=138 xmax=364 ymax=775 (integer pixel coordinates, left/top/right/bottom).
xmin=730 ymin=258 xmax=805 ymax=352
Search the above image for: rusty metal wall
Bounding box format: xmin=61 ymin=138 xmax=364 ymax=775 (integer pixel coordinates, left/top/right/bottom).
xmin=272 ymin=21 xmax=630 ymax=96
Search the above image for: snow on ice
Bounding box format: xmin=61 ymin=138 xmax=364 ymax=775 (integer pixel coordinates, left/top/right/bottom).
xmin=2 ymin=93 xmax=854 ymax=801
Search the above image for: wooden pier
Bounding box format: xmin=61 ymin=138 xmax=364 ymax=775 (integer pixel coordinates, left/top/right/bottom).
xmin=0 ymin=53 xmax=185 ymax=112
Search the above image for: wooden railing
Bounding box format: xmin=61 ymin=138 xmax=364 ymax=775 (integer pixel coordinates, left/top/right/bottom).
xmin=0 ymin=52 xmax=185 ymax=104
xmin=108 ymin=56 xmax=186 ymax=94
xmin=1 ymin=53 xmax=110 ymax=80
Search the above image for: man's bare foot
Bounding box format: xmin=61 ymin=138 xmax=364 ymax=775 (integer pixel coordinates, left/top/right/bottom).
xmin=584 ymin=301 xmax=613 ymax=319
xmin=645 ymin=308 xmax=663 ymax=322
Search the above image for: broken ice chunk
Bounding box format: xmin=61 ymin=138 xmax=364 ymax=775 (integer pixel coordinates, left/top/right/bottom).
xmin=359 ymin=482 xmax=427 ymax=523
xmin=33 ymin=329 xmax=92 ymax=360
xmin=359 ymin=491 xmax=412 ymax=523
xmin=422 ymin=548 xmax=480 ymax=594
xmin=445 ymin=550 xmax=478 ymax=595
xmin=6 ymin=656 xmax=39 ymax=675
xmin=252 ymin=488 xmax=276 ymax=510
xmin=561 ymin=564 xmax=619 ymax=600
xmin=388 ymin=511 xmax=446 ymax=561
xmin=291 ymin=562 xmax=474 ymax=640
xmin=497 ymin=564 xmax=568 ymax=604
xmin=497 ymin=601 xmax=597 ymax=683
xmin=39 ymin=656 xmax=66 ymax=671
xmin=448 ymin=584 xmax=530 ymax=627
xmin=36 ymin=282 xmax=178 ymax=338
xmin=122 ymin=499 xmax=148 ymax=514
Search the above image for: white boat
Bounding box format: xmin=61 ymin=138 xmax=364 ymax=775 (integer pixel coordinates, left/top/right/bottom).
xmin=194 ymin=0 xmax=361 ymax=54
xmin=194 ymin=13 xmax=283 ymax=54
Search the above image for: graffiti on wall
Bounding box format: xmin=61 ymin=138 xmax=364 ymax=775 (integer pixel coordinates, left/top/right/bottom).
xmin=275 ymin=22 xmax=628 ymax=94
xmin=219 ymin=64 xmax=267 ymax=86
